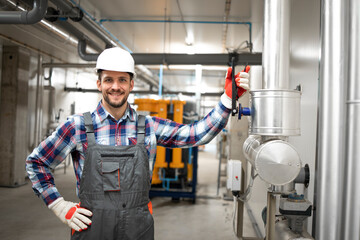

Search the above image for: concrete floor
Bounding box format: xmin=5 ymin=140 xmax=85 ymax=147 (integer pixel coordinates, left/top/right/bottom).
xmin=0 ymin=142 xmax=257 ymax=240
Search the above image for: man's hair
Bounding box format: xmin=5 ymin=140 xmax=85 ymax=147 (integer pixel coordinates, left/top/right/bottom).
xmin=97 ymin=69 xmax=134 ymax=81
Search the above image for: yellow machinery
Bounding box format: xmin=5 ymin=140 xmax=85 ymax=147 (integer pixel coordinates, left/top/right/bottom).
xmin=134 ymin=98 xmax=191 ymax=183
xmin=134 ymin=99 xmax=170 ymax=184
xmin=135 ymin=98 xmax=198 ymax=202
xmin=169 ymin=100 xmax=186 ymax=169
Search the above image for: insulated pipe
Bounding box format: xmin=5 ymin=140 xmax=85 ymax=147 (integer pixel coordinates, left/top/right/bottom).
xmin=53 ymin=21 xmax=102 ymax=52
xmin=262 ymin=0 xmax=290 ymax=90
xmin=0 ymin=0 xmax=47 ymax=24
xmin=49 ymin=0 xmax=116 ymax=48
xmin=77 ymin=39 xmax=99 ymax=62
xmin=315 ymin=0 xmax=348 ymax=239
xmin=49 ymin=0 xmax=81 ymax=20
xmin=341 ymin=0 xmax=360 ymax=238
xmin=78 ymin=16 xmax=116 ymax=48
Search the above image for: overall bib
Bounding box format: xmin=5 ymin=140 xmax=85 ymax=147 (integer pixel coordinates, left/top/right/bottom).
xmin=71 ymin=113 xmax=154 ymax=240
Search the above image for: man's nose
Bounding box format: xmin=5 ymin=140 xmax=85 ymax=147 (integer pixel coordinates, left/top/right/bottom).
xmin=111 ymin=81 xmax=122 ymax=90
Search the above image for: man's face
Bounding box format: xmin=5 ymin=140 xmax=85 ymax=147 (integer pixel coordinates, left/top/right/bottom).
xmin=97 ymin=71 xmax=134 ymax=109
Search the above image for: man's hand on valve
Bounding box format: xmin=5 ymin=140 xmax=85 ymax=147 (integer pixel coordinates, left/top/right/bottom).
xmin=48 ymin=197 xmax=93 ymax=232
xmin=221 ymin=66 xmax=250 ymax=109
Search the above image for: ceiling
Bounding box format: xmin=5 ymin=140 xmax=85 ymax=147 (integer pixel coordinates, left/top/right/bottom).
xmin=0 ymin=0 xmax=257 ymax=96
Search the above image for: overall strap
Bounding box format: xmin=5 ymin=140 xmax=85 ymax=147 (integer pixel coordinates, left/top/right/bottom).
xmin=83 ymin=112 xmax=96 ymax=145
xmin=137 ymin=115 xmax=146 ymax=145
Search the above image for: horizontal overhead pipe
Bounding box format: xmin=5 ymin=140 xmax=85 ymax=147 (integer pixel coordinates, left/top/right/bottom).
xmin=0 ymin=0 xmax=47 ymax=24
xmin=42 ymin=63 xmax=96 ymax=68
xmin=99 ymin=19 xmax=251 ymax=25
xmin=64 ymin=87 xmax=222 ymax=97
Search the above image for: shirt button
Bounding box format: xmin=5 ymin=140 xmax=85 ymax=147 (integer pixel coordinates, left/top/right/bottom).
xmin=122 ymin=203 xmax=126 ymax=208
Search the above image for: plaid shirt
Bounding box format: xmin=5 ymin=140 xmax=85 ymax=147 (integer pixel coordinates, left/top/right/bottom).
xmin=26 ymin=100 xmax=230 ymax=205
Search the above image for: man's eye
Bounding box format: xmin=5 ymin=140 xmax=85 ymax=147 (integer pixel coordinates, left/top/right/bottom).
xmin=104 ymin=78 xmax=111 ymax=82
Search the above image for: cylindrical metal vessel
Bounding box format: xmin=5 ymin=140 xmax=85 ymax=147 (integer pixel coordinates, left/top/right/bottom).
xmin=243 ymin=136 xmax=302 ymax=185
xmin=250 ymin=90 xmax=301 ymax=136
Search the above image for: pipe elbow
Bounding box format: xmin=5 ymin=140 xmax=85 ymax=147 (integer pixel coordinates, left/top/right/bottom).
xmin=23 ymin=0 xmax=48 ymax=24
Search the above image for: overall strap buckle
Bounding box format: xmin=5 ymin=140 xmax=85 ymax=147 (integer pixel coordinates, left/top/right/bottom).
xmin=137 ymin=115 xmax=146 ymax=145
xmin=83 ymin=112 xmax=96 ymax=145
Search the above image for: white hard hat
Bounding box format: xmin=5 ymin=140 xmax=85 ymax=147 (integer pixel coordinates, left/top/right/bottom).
xmin=95 ymin=47 xmax=136 ymax=77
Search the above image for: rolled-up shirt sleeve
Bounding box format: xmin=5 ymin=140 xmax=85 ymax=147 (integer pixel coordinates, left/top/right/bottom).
xmin=152 ymin=101 xmax=230 ymax=148
xmin=25 ymin=118 xmax=77 ymax=206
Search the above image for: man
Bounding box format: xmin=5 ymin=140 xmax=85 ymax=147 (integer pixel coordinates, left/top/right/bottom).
xmin=26 ymin=47 xmax=250 ymax=239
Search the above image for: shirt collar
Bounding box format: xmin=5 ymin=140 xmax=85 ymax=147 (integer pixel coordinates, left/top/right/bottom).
xmin=95 ymin=100 xmax=136 ymax=123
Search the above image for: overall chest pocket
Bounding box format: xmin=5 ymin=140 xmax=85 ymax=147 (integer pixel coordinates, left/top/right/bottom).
xmin=101 ymin=154 xmax=134 ymax=192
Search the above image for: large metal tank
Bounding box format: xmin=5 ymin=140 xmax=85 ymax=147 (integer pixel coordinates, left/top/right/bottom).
xmin=250 ymin=90 xmax=301 ymax=136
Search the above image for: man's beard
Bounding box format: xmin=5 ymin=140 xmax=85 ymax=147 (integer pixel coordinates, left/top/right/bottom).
xmin=103 ymin=91 xmax=128 ymax=108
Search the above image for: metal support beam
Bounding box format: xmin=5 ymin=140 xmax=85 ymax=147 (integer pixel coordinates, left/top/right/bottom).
xmin=43 ymin=53 xmax=262 ymax=68
xmin=43 ymin=53 xmax=262 ymax=66
xmin=132 ymin=53 xmax=262 ymax=65
xmin=64 ymin=87 xmax=222 ymax=97
xmin=266 ymin=191 xmax=276 ymax=240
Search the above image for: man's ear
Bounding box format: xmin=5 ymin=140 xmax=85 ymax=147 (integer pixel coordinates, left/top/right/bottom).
xmin=96 ymin=79 xmax=101 ymax=91
xmin=130 ymin=79 xmax=134 ymax=91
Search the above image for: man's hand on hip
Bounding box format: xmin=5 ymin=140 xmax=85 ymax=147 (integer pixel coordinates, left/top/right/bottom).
xmin=48 ymin=197 xmax=93 ymax=232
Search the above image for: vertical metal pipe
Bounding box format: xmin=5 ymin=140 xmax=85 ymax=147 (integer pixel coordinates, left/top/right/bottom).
xmin=262 ymin=0 xmax=290 ymax=90
xmin=33 ymin=54 xmax=41 ymax=148
xmin=195 ymin=65 xmax=202 ymax=116
xmin=341 ymin=0 xmax=360 ymax=238
xmin=158 ymin=64 xmax=163 ymax=97
xmin=266 ymin=191 xmax=276 ymax=240
xmin=315 ymin=0 xmax=348 ymax=239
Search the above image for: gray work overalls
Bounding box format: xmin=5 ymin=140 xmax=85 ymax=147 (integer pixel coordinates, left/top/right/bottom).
xmin=71 ymin=112 xmax=154 ymax=240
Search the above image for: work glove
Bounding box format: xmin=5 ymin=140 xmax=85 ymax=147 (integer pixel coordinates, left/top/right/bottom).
xmin=48 ymin=197 xmax=92 ymax=232
xmin=221 ymin=66 xmax=250 ymax=109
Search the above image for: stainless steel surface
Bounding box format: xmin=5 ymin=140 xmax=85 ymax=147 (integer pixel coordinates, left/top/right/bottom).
xmin=265 ymin=191 xmax=276 ymax=240
xmin=243 ymin=135 xmax=262 ymax=163
xmin=243 ymin=136 xmax=302 ymax=185
xmin=250 ymin=90 xmax=301 ymax=136
xmin=255 ymin=140 xmax=301 ymax=185
xmin=262 ymin=0 xmax=290 ymax=90
xmin=315 ymin=0 xmax=348 ymax=239
xmin=341 ymin=0 xmax=360 ymax=238
xmin=270 ymin=183 xmax=295 ymax=195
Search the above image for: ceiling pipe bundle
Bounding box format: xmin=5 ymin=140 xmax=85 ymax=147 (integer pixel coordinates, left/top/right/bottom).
xmin=0 ymin=0 xmax=47 ymax=24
